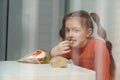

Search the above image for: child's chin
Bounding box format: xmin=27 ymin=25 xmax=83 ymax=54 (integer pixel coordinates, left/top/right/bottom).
xmin=71 ymin=44 xmax=77 ymax=47
xmin=72 ymin=44 xmax=80 ymax=48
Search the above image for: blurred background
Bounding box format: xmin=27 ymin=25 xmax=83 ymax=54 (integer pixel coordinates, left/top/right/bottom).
xmin=0 ymin=0 xmax=120 ymax=79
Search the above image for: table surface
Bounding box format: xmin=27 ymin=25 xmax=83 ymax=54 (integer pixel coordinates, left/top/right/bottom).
xmin=0 ymin=61 xmax=95 ymax=80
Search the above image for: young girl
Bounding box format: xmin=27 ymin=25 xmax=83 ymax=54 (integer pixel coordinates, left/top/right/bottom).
xmin=50 ymin=10 xmax=115 ymax=80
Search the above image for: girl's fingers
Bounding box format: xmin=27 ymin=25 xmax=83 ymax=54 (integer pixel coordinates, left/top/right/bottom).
xmin=60 ymin=41 xmax=72 ymax=47
xmin=61 ymin=40 xmax=71 ymax=44
xmin=62 ymin=46 xmax=71 ymax=51
xmin=61 ymin=46 xmax=71 ymax=54
xmin=63 ymin=44 xmax=71 ymax=47
xmin=62 ymin=49 xmax=71 ymax=54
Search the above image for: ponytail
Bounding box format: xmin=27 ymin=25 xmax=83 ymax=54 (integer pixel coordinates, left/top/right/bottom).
xmin=106 ymin=40 xmax=116 ymax=80
xmin=90 ymin=13 xmax=107 ymax=39
xmin=90 ymin=13 xmax=116 ymax=80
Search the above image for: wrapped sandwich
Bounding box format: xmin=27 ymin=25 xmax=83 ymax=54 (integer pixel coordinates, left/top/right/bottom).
xmin=17 ymin=49 xmax=50 ymax=64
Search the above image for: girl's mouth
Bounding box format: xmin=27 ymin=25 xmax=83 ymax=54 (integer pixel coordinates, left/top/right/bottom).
xmin=68 ymin=39 xmax=76 ymax=44
xmin=66 ymin=39 xmax=76 ymax=43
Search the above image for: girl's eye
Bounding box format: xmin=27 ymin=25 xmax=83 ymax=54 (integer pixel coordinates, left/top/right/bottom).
xmin=73 ymin=29 xmax=80 ymax=32
xmin=65 ymin=29 xmax=70 ymax=32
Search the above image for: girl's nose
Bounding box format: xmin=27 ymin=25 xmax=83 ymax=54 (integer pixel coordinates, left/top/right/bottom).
xmin=68 ymin=31 xmax=73 ymax=37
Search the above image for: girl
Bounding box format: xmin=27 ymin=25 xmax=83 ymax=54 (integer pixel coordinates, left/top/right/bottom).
xmin=50 ymin=10 xmax=115 ymax=80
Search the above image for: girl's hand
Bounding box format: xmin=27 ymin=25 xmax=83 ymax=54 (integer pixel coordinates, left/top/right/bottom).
xmin=50 ymin=40 xmax=72 ymax=57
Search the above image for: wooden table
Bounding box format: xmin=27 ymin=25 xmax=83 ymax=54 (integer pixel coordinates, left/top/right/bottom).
xmin=0 ymin=61 xmax=95 ymax=80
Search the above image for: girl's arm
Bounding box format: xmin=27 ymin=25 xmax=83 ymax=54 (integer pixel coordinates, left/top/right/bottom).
xmin=95 ymin=41 xmax=111 ymax=80
xmin=50 ymin=40 xmax=71 ymax=58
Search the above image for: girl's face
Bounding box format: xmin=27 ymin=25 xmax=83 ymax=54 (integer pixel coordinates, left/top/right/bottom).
xmin=65 ymin=17 xmax=92 ymax=48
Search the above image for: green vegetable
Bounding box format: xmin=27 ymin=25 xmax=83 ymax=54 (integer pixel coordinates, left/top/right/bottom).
xmin=43 ymin=53 xmax=50 ymax=63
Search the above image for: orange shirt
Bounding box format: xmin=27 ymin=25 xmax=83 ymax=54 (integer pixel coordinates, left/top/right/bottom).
xmin=51 ymin=38 xmax=111 ymax=80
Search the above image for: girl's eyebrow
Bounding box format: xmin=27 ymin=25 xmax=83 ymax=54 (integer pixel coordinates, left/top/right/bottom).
xmin=65 ymin=26 xmax=81 ymax=30
xmin=72 ymin=26 xmax=80 ymax=29
xmin=65 ymin=27 xmax=69 ymax=29
xmin=65 ymin=26 xmax=70 ymax=28
xmin=66 ymin=25 xmax=80 ymax=28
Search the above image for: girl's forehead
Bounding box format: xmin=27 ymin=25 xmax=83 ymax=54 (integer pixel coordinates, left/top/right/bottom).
xmin=67 ymin=17 xmax=81 ymax=21
xmin=66 ymin=17 xmax=85 ymax=26
xmin=66 ymin=17 xmax=86 ymax=23
xmin=65 ymin=17 xmax=87 ymax=30
xmin=66 ymin=17 xmax=80 ymax=24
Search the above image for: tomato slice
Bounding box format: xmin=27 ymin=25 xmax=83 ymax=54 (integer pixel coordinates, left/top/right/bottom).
xmin=32 ymin=50 xmax=42 ymax=56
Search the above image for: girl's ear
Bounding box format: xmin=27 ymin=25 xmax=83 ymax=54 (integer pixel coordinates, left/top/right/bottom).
xmin=86 ymin=28 xmax=92 ymax=37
